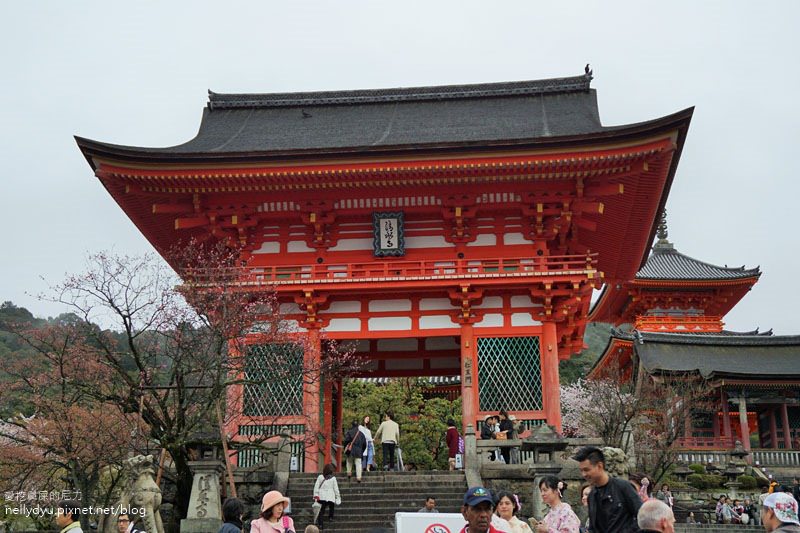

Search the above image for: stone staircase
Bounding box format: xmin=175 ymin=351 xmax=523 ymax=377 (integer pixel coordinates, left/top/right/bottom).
xmin=284 ymin=470 xmax=467 ymax=532
xmin=675 ymin=526 xmax=763 ymax=533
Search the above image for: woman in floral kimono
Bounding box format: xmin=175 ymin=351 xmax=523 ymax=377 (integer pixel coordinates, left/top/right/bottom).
xmin=533 ymin=476 xmax=580 ymax=533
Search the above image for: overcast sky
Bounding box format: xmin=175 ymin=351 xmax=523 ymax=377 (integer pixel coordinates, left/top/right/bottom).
xmin=1 ymin=1 xmax=798 ymax=334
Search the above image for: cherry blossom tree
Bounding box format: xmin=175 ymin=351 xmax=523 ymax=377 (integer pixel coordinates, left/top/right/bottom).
xmin=1 ymin=243 xmax=359 ymax=532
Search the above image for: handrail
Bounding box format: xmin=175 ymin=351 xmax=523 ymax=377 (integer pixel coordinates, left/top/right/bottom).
xmin=186 ymin=253 xmax=598 ymax=286
xmin=675 ymin=437 xmax=737 ymax=449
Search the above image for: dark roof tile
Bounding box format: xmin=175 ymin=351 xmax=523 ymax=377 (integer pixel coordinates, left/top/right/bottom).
xmin=636 ymin=245 xmax=760 ymax=281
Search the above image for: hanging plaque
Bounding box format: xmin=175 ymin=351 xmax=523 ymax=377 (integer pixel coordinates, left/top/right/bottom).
xmin=373 ymin=211 xmax=405 ymax=257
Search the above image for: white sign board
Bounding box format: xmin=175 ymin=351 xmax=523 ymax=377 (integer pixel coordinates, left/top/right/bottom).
xmin=395 ymin=512 xmax=465 ymax=533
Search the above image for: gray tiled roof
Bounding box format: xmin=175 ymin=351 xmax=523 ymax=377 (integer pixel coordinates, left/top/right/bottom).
xmin=76 ymin=73 xmax=620 ymax=156
xmin=630 ymin=332 xmax=800 ymax=378
xmin=636 ymin=245 xmax=760 ymax=281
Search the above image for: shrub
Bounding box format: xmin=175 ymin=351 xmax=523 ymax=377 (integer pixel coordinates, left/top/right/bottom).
xmin=737 ymin=475 xmax=757 ymax=489
xmin=687 ymin=473 xmax=727 ymax=490
xmin=689 ymin=464 xmax=706 ymax=475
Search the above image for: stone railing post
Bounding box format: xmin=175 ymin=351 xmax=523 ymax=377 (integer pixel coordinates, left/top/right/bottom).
xmin=464 ymin=424 xmax=482 ymax=488
xmin=180 ymin=460 xmax=225 ymax=533
xmin=273 ymin=426 xmax=292 ymax=494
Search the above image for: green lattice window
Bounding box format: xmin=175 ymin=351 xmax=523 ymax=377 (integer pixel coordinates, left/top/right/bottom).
xmin=237 ymin=424 xmax=307 ymax=469
xmin=243 ymin=343 xmax=304 ymax=417
xmin=477 ymin=336 xmax=542 ymax=411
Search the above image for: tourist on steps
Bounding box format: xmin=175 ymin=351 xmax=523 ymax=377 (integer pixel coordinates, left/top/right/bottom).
xmin=418 ymin=496 xmax=439 ymax=513
xmin=374 ymin=411 xmax=400 ymax=471
xmin=313 ymin=463 xmax=341 ymax=530
xmin=446 ymin=418 xmax=461 ymax=471
xmin=360 ymin=415 xmax=376 ymax=472
xmin=343 ymin=419 xmax=366 ymax=482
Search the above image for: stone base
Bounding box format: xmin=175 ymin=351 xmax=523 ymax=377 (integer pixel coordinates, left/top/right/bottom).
xmin=180 ymin=518 xmax=222 ymax=532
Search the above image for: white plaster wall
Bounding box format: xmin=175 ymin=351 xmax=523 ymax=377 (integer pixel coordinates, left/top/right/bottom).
xmin=253 ymin=241 xmax=280 ymax=254
xmin=405 ymin=236 xmax=453 ymax=249
xmin=369 ymin=299 xmax=412 ymax=312
xmin=511 ymin=313 xmax=542 ymax=327
xmin=329 ymin=238 xmax=373 ymax=251
xmin=504 ymin=233 xmax=534 ymax=245
xmin=474 ymin=296 xmax=503 ymax=309
xmin=511 ymin=295 xmax=535 ymax=308
xmin=419 ymin=315 xmax=456 ymax=329
xmin=466 ymin=233 xmax=497 ymax=247
xmin=324 ymin=318 xmax=362 ymax=332
xmin=287 ymin=240 xmax=314 ymax=253
xmin=368 ymin=317 xmax=412 ymax=331
xmin=327 ymin=301 xmax=362 ymax=313
xmin=419 ymin=298 xmax=457 ymax=311
xmin=475 ymin=314 xmax=504 ymax=328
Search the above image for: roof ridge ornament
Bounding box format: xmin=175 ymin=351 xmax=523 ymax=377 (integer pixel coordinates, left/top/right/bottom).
xmin=653 ymin=209 xmax=674 ymax=250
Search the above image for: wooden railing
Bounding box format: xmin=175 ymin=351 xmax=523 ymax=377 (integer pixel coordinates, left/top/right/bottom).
xmin=187 ymin=254 xmax=598 ymax=286
xmin=675 ymin=436 xmax=736 ymax=449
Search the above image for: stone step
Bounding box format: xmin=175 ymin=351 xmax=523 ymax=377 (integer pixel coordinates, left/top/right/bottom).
xmin=675 ymin=523 xmax=764 ymax=533
xmin=284 ymin=470 xmax=468 ymax=533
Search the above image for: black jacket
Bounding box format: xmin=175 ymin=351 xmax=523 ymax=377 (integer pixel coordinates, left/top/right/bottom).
xmin=343 ymin=426 xmax=366 ymax=457
xmin=588 ymin=476 xmax=642 ymax=533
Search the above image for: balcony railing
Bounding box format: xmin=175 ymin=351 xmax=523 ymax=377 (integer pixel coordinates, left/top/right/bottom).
xmin=675 ymin=436 xmax=737 ymax=449
xmin=187 ymin=254 xmax=598 ymax=287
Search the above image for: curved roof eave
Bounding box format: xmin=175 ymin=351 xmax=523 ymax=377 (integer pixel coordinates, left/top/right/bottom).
xmin=74 ymin=107 xmax=694 ymax=171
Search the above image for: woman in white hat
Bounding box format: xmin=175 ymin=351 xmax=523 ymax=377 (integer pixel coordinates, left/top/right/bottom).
xmin=251 ymin=490 xmax=295 ymax=533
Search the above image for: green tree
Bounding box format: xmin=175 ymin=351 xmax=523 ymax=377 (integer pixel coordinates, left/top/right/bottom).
xmin=342 ymin=378 xmax=461 ymax=470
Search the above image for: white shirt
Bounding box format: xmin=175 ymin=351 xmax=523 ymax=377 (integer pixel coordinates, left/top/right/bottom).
xmin=359 ymin=425 xmax=373 ymax=456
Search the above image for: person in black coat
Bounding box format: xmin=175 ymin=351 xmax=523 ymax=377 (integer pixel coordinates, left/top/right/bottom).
xmin=218 ymin=498 xmax=244 ymax=533
xmin=497 ymin=410 xmax=514 ymax=464
xmin=343 ymin=420 xmax=366 ymax=482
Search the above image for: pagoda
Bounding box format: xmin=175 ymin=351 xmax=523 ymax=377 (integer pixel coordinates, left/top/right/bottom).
xmin=76 ymin=71 xmax=693 ymax=471
xmin=590 ymin=215 xmax=800 ymax=454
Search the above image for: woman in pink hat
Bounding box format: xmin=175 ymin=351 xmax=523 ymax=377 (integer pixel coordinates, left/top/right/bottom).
xmin=251 ymin=490 xmax=295 ymax=533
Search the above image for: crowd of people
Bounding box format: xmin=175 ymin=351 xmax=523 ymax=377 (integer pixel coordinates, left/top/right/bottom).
xmin=60 ymin=418 xmax=796 ymax=533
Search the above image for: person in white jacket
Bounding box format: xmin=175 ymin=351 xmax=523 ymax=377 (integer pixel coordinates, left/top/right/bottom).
xmin=313 ymin=463 xmax=341 ymax=530
xmin=359 ymin=415 xmax=375 ymax=472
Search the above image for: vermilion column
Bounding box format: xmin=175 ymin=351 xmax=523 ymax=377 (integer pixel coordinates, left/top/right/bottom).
xmin=322 ymin=378 xmax=333 ymax=467
xmin=460 ymin=323 xmax=476 ymax=433
xmin=770 ymin=408 xmax=779 ymax=449
xmin=541 ymin=322 xmax=562 ymax=433
xmin=738 ymin=395 xmax=751 ymax=452
xmin=782 ymin=403 xmax=792 ymax=449
xmin=721 ymin=390 xmax=732 ymax=443
xmin=304 ymin=328 xmax=322 ymax=472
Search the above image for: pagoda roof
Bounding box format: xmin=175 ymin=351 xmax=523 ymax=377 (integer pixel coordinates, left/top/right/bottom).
xmin=589 ymin=238 xmax=760 ymax=323
xmin=635 ymin=242 xmax=761 ymax=281
xmin=76 ymin=71 xmax=692 ymax=165
xmin=617 ymin=331 xmax=800 ymax=379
